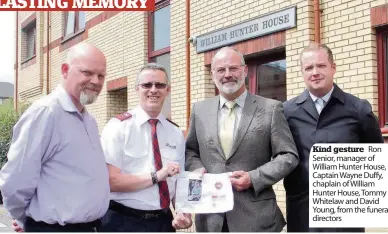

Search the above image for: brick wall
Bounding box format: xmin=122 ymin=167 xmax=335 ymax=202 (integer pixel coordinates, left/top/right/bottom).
xmin=18 ymin=12 xmax=44 ymax=103
xmin=319 ymin=0 xmax=387 ymax=115
xmin=42 ymin=12 xmax=147 ymax=131
xmin=170 ymin=0 xmax=188 ymax=128
xmin=106 ymin=88 xmax=128 ymax=120
xmin=319 ymin=0 xmax=388 ymax=232
xmin=187 ymin=0 xmax=313 ymax=219
xmin=15 ymin=1 xmax=387 ymax=231
xmin=285 ymin=0 xmax=315 ymax=99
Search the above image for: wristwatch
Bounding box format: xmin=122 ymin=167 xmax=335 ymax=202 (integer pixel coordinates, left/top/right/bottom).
xmin=151 ymin=172 xmax=158 ymax=184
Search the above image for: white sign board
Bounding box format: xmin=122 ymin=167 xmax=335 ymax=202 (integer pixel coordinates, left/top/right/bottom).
xmin=195 ymin=6 xmax=296 ymax=53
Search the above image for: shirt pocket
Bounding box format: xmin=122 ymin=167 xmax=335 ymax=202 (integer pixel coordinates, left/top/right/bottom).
xmin=122 ymin=132 xmax=149 ymax=173
xmin=160 ymin=139 xmax=182 ymax=165
xmin=160 ymin=139 xmax=182 ymax=196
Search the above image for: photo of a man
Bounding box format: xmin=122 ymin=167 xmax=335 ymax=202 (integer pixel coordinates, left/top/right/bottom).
xmin=188 ymin=179 xmax=202 ymax=201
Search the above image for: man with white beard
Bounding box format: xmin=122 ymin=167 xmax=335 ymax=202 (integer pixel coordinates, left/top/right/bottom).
xmin=0 ymin=43 xmax=110 ymax=232
xmin=185 ymin=46 xmax=298 ymax=232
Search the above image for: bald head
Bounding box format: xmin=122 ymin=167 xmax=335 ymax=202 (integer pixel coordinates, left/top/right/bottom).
xmin=211 ymin=46 xmax=245 ymax=70
xmin=61 ymin=43 xmax=107 ymax=111
xmin=66 ymin=42 xmax=106 ymax=66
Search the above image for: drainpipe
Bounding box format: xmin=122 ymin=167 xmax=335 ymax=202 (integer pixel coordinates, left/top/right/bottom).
xmin=185 ymin=0 xmax=191 ymax=131
xmin=314 ymin=0 xmax=321 ymax=43
xmin=14 ymin=12 xmax=19 ymax=111
xmin=46 ymin=12 xmax=50 ymax=94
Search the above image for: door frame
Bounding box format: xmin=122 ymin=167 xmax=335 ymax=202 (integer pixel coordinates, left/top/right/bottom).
xmin=245 ymin=50 xmax=286 ymax=95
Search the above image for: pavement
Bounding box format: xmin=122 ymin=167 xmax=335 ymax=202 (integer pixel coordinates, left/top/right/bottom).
xmin=0 ymin=205 xmax=13 ymax=232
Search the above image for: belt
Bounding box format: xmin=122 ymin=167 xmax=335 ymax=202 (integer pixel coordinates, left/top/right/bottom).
xmin=25 ymin=216 xmax=101 ymax=231
xmin=109 ymin=200 xmax=170 ymax=219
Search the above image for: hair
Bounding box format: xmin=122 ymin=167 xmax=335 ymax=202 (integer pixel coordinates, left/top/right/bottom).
xmin=211 ymin=46 xmax=246 ymax=69
xmin=300 ymin=42 xmax=335 ymax=66
xmin=135 ymin=63 xmax=170 ymax=85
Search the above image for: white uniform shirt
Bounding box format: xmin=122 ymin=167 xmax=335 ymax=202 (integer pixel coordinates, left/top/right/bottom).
xmin=100 ymin=106 xmax=185 ymax=210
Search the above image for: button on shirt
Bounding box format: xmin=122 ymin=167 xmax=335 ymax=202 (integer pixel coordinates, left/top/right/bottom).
xmin=0 ymin=85 xmax=110 ymax=228
xmin=218 ymin=90 xmax=247 ymax=139
xmin=100 ymin=106 xmax=185 ymax=210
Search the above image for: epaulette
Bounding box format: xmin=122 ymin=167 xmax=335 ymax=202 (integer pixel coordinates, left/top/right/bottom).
xmin=166 ymin=118 xmax=179 ymax=128
xmin=115 ymin=112 xmax=132 ymax=121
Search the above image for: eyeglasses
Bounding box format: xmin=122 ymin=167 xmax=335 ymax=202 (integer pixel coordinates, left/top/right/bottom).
xmin=213 ymin=65 xmax=245 ymax=76
xmin=139 ymin=82 xmax=168 ymax=89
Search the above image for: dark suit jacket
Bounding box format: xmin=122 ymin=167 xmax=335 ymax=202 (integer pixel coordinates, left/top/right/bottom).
xmin=283 ymin=84 xmax=384 ymax=232
xmin=185 ymin=93 xmax=299 ymax=232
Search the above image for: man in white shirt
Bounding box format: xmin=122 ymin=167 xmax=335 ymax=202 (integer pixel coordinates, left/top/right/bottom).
xmin=99 ymin=63 xmax=192 ymax=232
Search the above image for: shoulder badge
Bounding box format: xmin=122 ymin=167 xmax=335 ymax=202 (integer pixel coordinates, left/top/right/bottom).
xmin=166 ymin=118 xmax=179 ymax=128
xmin=115 ymin=112 xmax=132 ymax=121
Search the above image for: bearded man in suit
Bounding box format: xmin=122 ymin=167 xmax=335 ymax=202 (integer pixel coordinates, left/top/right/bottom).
xmin=185 ymin=46 xmax=299 ymax=232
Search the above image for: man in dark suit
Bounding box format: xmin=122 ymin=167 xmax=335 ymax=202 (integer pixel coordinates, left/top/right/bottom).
xmin=185 ymin=46 xmax=299 ymax=232
xmin=283 ymin=42 xmax=384 ymax=232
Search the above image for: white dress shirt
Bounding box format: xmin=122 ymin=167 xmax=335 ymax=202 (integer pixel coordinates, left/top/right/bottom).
xmin=0 ymin=85 xmax=110 ymax=228
xmin=100 ymin=106 xmax=185 ymax=210
xmin=218 ymin=90 xmax=248 ymax=139
xmin=309 ymin=86 xmax=334 ymax=114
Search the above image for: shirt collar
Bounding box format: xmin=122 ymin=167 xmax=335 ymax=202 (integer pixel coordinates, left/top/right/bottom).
xmin=219 ymin=90 xmax=247 ymax=109
xmin=133 ymin=105 xmax=168 ymax=128
xmin=56 ymin=85 xmax=84 ymax=115
xmin=309 ymin=86 xmax=334 ymax=103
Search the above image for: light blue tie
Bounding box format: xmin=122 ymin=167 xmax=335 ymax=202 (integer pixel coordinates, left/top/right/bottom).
xmin=316 ymin=98 xmax=325 ymax=114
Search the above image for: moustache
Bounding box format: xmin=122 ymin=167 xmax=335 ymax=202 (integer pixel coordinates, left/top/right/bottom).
xmin=222 ymin=79 xmax=238 ymax=84
xmin=82 ymin=84 xmax=101 ymax=92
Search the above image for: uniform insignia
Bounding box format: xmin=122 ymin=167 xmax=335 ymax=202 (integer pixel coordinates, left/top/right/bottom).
xmin=115 ymin=112 xmax=132 ymax=121
xmin=166 ymin=118 xmax=179 ymax=128
xmin=166 ymin=143 xmax=177 ymax=149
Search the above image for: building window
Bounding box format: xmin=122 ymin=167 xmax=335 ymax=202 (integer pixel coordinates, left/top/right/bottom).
xmin=149 ymin=1 xmax=170 ymax=61
xmin=22 ymin=21 xmax=36 ymax=61
xmin=256 ymin=60 xmax=287 ymax=102
xmin=376 ymin=26 xmax=388 ymax=127
xmin=148 ymin=0 xmax=171 ymax=117
xmin=64 ymin=11 xmax=86 ymax=37
xmin=246 ymin=51 xmax=286 ymax=102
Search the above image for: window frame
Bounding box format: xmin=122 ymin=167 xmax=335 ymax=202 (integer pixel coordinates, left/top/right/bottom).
xmin=22 ymin=21 xmax=36 ymax=63
xmin=25 ymin=25 xmax=36 ymax=60
xmin=376 ymin=26 xmax=388 ymax=128
xmin=254 ymin=59 xmax=287 ymax=101
xmin=147 ymin=0 xmax=170 ymax=62
xmin=62 ymin=11 xmax=86 ymax=42
xmin=234 ymin=51 xmax=286 ymax=97
xmin=147 ymin=0 xmax=171 ymax=118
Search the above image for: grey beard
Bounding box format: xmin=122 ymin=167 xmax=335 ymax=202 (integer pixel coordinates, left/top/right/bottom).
xmin=80 ymin=91 xmax=98 ymax=106
xmin=216 ymin=80 xmax=244 ymax=94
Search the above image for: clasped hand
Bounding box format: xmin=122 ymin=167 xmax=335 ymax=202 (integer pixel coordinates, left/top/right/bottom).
xmin=229 ymin=171 xmax=252 ymax=191
xmin=157 ymin=163 xmax=180 ymax=181
xmin=172 ymin=213 xmax=192 ymax=229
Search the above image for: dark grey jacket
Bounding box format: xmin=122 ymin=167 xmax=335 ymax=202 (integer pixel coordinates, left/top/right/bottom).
xmin=283 ymin=84 xmax=383 ymax=232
